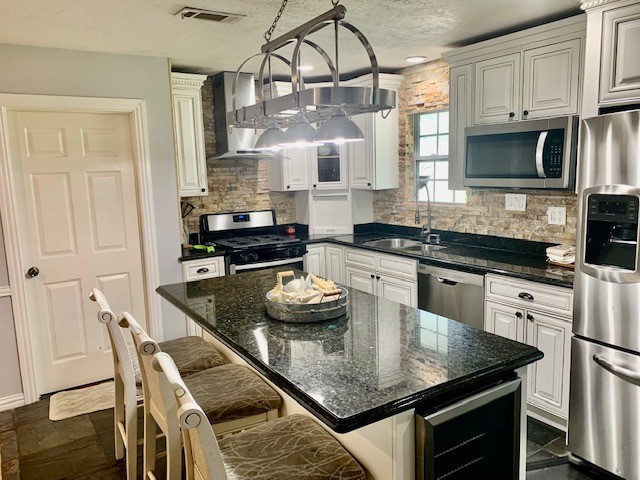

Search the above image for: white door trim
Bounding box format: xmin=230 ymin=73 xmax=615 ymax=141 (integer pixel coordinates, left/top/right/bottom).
xmin=0 ymin=94 xmax=164 ymax=403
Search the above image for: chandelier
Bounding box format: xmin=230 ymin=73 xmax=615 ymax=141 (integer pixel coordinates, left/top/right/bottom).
xmin=228 ymin=0 xmax=397 ymax=150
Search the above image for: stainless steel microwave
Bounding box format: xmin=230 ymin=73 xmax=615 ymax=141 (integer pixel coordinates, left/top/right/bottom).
xmin=464 ymin=116 xmax=578 ymax=190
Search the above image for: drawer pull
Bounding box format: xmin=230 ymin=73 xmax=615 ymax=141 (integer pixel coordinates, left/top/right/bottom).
xmin=515 ymin=312 xmax=522 ymax=319
xmin=518 ymin=292 xmax=534 ymax=301
xmin=196 ymin=268 xmax=210 ymax=274
xmin=527 ymin=313 xmax=534 ymax=322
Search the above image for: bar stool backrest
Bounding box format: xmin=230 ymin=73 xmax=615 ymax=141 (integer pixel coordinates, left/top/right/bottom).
xmin=154 ymin=351 xmax=228 ymax=480
xmin=119 ymin=312 xmax=170 ymax=430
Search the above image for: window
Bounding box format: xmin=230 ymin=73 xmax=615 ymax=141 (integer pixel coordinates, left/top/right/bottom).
xmin=414 ymin=110 xmax=466 ymax=204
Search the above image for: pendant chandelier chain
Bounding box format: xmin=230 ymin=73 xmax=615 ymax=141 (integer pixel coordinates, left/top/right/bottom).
xmin=263 ymin=0 xmax=341 ymax=42
xmin=264 ymin=0 xmax=289 ymax=42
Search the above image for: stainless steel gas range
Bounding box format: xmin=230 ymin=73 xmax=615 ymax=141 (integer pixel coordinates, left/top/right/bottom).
xmin=199 ymin=210 xmax=306 ymax=274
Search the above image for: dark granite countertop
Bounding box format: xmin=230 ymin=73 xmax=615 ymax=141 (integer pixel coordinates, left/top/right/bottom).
xmin=179 ymin=223 xmax=574 ymax=288
xmin=316 ymin=233 xmax=574 ymax=288
xmin=157 ymin=267 xmax=543 ymax=433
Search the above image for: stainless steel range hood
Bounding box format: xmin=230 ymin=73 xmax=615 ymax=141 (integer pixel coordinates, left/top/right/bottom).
xmin=211 ymin=72 xmax=277 ymax=159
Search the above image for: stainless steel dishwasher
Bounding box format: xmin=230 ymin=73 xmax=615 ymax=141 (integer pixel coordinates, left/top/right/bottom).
xmin=418 ymin=264 xmax=485 ymax=330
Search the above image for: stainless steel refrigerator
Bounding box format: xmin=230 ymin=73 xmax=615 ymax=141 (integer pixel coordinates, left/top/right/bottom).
xmin=569 ymin=110 xmax=640 ymax=479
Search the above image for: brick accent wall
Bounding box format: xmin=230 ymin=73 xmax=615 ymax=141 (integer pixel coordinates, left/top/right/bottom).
xmin=181 ymin=78 xmax=296 ymax=234
xmin=373 ymin=60 xmax=578 ymax=245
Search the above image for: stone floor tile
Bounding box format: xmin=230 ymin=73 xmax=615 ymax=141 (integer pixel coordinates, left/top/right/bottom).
xmin=17 ymin=414 xmax=96 ymax=457
xmin=13 ymin=398 xmax=50 ymax=426
xmin=0 ymin=410 xmax=15 ymax=432
xmin=19 ymin=435 xmax=111 ymax=480
xmin=526 ymin=448 xmax=555 ymax=464
xmin=527 ymin=417 xmax=563 ymax=447
xmin=527 ymin=439 xmax=542 ymax=457
xmin=526 ymin=463 xmax=608 ymax=480
xmin=545 ymin=436 xmax=569 ymax=457
xmin=0 ymin=429 xmax=19 ymax=461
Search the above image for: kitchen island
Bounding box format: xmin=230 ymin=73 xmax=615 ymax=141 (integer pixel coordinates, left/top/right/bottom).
xmin=158 ymin=267 xmax=542 ymax=479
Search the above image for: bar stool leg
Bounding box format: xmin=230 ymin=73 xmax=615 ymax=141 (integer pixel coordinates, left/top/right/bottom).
xmin=143 ymin=413 xmax=158 ymax=479
xmin=114 ymin=373 xmax=125 ymax=460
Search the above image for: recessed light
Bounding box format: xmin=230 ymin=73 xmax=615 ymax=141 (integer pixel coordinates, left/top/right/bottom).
xmin=405 ymin=56 xmax=427 ymax=64
xmin=297 ymin=65 xmax=314 ymax=72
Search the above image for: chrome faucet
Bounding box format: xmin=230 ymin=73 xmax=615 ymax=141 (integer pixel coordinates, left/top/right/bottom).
xmin=415 ymin=178 xmax=432 ymax=238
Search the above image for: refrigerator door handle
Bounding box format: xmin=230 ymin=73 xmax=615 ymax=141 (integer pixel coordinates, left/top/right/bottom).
xmin=593 ymin=354 xmax=640 ymax=387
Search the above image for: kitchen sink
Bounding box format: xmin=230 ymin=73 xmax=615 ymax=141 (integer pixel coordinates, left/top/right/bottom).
xmin=403 ymin=244 xmax=447 ymax=253
xmin=362 ymin=238 xmax=424 ymax=249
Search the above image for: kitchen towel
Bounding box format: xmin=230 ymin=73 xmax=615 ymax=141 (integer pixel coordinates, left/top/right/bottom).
xmin=546 ymin=244 xmax=575 ymax=265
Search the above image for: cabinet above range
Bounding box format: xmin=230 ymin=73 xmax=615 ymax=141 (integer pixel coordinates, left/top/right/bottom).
xmin=265 ymin=73 xmax=403 ymax=193
xmin=443 ymin=16 xmax=586 ymax=190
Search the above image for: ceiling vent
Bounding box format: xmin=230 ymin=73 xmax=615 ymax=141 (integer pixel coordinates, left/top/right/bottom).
xmin=174 ymin=7 xmax=245 ymax=24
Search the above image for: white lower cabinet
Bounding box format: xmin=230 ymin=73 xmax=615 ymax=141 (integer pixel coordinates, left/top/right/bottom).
xmin=344 ymin=248 xmax=417 ymax=308
xmin=325 ymin=246 xmax=345 ymax=284
xmin=526 ymin=311 xmax=570 ymax=418
xmin=181 ymin=256 xmax=225 ymax=336
xmin=484 ymin=274 xmax=572 ymax=430
xmin=303 ymin=244 xmax=326 ymax=277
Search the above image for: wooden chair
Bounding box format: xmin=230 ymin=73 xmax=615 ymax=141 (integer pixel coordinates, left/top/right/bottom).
xmin=89 ymin=288 xmax=139 ymax=480
xmin=153 ymin=351 xmax=367 ymax=480
xmin=90 ymin=287 xmax=232 ymax=479
xmin=121 ymin=312 xmax=282 ymax=480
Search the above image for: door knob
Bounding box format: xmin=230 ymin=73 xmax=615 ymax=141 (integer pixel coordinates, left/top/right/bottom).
xmin=27 ymin=267 xmax=40 ymax=278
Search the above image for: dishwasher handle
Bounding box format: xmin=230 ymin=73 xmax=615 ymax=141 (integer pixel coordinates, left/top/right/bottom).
xmin=418 ymin=263 xmax=484 ymax=287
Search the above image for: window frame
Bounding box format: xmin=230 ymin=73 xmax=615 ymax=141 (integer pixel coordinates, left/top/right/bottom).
xmin=413 ymin=109 xmax=466 ymax=205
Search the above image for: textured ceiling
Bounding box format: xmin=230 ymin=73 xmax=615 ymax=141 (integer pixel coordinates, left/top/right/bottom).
xmin=0 ymin=0 xmax=582 ymax=75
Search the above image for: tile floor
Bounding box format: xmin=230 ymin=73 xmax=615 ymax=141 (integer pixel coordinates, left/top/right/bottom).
xmin=0 ymin=398 xmax=617 ymax=479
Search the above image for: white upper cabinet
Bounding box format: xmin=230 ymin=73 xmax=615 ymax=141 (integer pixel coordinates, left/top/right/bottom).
xmin=312 ymin=144 xmax=348 ymax=190
xmin=444 ymin=16 xmax=585 ymax=188
xmin=522 ymin=39 xmax=582 ymax=119
xmin=475 ymin=53 xmax=522 ymax=124
xmin=171 ymin=73 xmax=209 ymax=197
xmin=346 ymin=74 xmax=403 ymax=190
xmin=268 ymin=147 xmax=311 ymax=192
xmin=448 ymin=64 xmax=473 ymax=191
xmin=600 ymin=2 xmax=640 ymax=104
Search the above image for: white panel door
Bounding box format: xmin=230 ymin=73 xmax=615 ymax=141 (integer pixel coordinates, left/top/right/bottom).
xmin=377 ymin=275 xmax=416 ymax=308
xmin=485 ymin=301 xmax=525 ymax=342
xmin=526 ymin=311 xmax=570 ymax=418
xmin=283 ymin=147 xmax=310 ymax=191
xmin=10 ymin=111 xmax=147 ymax=394
xmin=601 ymin=4 xmax=640 ymax=102
xmin=522 ymin=39 xmax=581 ymax=119
xmin=475 ymin=53 xmax=521 ymax=124
xmin=325 ymin=246 xmax=345 ymax=284
xmin=345 ymin=266 xmax=375 ymax=294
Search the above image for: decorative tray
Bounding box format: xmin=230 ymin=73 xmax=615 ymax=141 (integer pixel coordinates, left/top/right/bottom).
xmin=265 ymin=287 xmax=348 ymax=323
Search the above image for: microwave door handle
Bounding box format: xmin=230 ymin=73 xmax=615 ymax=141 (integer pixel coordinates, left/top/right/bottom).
xmin=535 ymin=131 xmax=548 ymax=178
xmin=593 ymin=354 xmax=640 ymax=387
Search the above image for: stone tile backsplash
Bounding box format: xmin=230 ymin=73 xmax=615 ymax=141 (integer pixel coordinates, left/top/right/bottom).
xmin=372 ymin=60 xmax=578 ymax=245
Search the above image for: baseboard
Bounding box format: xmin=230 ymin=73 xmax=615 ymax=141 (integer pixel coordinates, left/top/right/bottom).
xmin=0 ymin=393 xmax=24 ymax=412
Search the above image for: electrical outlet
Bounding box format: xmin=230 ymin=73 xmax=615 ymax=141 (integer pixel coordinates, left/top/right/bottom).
xmin=505 ymin=194 xmax=527 ymax=212
xmin=548 ymin=206 xmax=566 ymax=225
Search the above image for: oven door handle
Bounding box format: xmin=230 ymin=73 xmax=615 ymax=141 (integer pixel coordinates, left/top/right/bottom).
xmin=535 ymin=131 xmax=548 ymax=178
xmin=232 ymin=257 xmax=305 ymax=273
xmin=593 ymin=354 xmax=640 ymax=387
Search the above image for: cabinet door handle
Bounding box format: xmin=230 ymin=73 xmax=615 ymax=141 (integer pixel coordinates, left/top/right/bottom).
xmin=527 ymin=313 xmax=534 ymax=322
xmin=313 ymin=184 xmax=317 ymax=188
xmin=201 ymin=188 xmax=206 ymax=193
xmin=518 ymin=292 xmax=534 ymax=301
xmin=367 ymin=182 xmax=371 ymax=187
xmin=286 ymin=185 xmax=291 ymax=189
xmin=523 ymin=110 xmax=529 ymax=117
xmin=370 ymin=274 xmax=375 ymax=279
xmin=509 ymin=112 xmax=515 ymax=118
xmin=376 ymin=275 xmax=381 ymax=280
xmin=515 ymin=312 xmax=523 ymax=319
xmin=196 ymin=268 xmax=210 ymax=274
